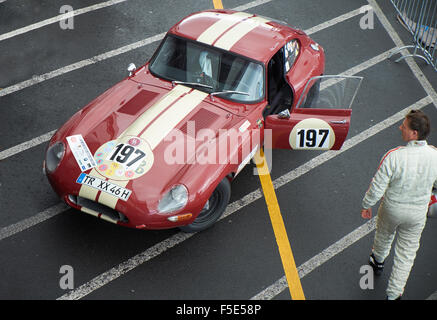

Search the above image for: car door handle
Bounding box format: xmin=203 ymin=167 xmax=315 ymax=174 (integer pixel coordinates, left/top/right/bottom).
xmin=329 ymin=119 xmax=347 ymax=124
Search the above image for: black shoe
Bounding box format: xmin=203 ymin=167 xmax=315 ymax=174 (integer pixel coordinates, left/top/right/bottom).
xmin=386 ymin=295 xmax=402 ymax=300
xmin=369 ymin=253 xmax=384 ymax=276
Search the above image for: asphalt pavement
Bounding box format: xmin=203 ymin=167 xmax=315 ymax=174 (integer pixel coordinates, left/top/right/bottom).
xmin=0 ymin=0 xmax=436 ymax=305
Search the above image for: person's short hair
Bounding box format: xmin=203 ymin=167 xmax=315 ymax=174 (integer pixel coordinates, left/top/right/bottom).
xmin=406 ymin=109 xmax=430 ymax=140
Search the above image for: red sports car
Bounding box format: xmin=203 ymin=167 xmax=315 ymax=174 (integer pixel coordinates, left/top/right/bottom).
xmin=44 ymin=9 xmax=362 ymax=232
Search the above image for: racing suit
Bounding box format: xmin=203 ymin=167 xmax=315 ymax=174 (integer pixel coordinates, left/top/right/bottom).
xmin=362 ymin=140 xmax=437 ymax=299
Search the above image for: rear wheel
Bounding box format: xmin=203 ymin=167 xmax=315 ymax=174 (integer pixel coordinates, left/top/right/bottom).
xmin=179 ymin=178 xmax=231 ymax=233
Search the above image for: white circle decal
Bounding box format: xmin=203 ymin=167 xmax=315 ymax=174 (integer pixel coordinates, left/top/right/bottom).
xmin=94 ymin=136 xmax=154 ymax=181
xmin=289 ymin=118 xmax=335 ymax=150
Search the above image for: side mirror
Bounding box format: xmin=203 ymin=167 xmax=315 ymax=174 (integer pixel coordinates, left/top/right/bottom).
xmin=127 ymin=63 xmax=136 ymax=76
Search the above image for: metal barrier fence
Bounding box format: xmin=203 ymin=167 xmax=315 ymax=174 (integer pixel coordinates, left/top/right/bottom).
xmin=389 ymin=0 xmax=437 ymax=71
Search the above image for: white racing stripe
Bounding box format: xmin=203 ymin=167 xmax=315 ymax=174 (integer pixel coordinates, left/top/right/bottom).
xmin=57 ymin=95 xmax=433 ymax=300
xmin=214 ymin=16 xmax=271 ymax=50
xmin=197 ymin=12 xmax=253 ymax=45
xmin=0 ymin=0 xmax=130 ymax=42
xmin=78 ymin=85 xmax=201 ymax=210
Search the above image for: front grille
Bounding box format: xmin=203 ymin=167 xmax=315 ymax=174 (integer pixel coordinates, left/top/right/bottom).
xmin=69 ymin=195 xmax=129 ymax=223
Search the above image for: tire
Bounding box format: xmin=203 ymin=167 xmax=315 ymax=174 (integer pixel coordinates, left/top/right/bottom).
xmin=179 ymin=178 xmax=231 ymax=233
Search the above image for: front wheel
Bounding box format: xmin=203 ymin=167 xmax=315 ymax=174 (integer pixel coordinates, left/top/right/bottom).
xmin=179 ymin=178 xmax=231 ymax=233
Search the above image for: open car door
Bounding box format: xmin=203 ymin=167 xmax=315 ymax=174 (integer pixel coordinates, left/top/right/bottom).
xmin=265 ymin=75 xmax=363 ymax=150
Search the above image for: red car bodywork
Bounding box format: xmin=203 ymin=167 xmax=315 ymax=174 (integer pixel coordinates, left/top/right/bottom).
xmin=45 ymin=10 xmax=351 ymax=230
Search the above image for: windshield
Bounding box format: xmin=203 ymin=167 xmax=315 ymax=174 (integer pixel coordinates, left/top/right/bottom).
xmin=149 ymin=35 xmax=265 ymax=103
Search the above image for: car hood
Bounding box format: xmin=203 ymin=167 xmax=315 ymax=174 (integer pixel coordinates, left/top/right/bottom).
xmin=52 ymin=76 xmax=242 ymax=209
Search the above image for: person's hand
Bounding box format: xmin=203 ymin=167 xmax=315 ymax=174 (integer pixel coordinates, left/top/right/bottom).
xmin=361 ymin=208 xmax=372 ymax=219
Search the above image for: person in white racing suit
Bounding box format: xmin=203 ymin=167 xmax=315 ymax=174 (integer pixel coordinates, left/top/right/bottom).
xmin=361 ymin=110 xmax=437 ymax=300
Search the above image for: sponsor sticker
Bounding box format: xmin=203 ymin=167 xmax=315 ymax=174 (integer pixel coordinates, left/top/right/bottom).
xmin=76 ymin=173 xmax=132 ymax=201
xmin=67 ymin=134 xmax=96 ymax=171
xmin=94 ymin=136 xmax=154 ymax=181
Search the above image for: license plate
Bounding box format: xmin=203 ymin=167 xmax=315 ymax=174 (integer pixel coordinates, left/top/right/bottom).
xmin=76 ymin=173 xmax=132 ymax=201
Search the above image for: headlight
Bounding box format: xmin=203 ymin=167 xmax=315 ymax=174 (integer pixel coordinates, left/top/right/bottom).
xmin=45 ymin=142 xmax=65 ymax=173
xmin=157 ymin=184 xmax=188 ymax=214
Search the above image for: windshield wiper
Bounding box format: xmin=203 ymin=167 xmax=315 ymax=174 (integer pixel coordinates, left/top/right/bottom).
xmin=172 ymin=80 xmax=213 ymax=90
xmin=209 ymin=90 xmax=249 ymax=101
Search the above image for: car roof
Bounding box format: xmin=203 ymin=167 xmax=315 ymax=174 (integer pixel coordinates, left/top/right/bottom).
xmin=168 ymin=9 xmax=303 ymax=63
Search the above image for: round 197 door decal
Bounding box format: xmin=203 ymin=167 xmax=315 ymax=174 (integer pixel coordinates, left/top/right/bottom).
xmin=289 ymin=118 xmax=335 ymax=150
xmin=94 ymin=136 xmax=154 ymax=181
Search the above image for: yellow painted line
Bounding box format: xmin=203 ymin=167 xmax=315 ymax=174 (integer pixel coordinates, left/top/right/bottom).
xmin=213 ymin=0 xmax=223 ymax=9
xmin=254 ymin=148 xmax=306 ymax=300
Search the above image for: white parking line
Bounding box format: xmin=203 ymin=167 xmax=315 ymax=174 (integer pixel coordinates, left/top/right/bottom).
xmin=366 ymin=0 xmax=437 ymax=108
xmin=427 ymin=290 xmax=437 ymax=300
xmin=0 ymin=5 xmax=361 ymax=99
xmin=0 ymin=47 xmax=404 ymax=241
xmin=0 ymin=203 xmax=68 ymax=241
xmin=0 ymin=0 xmax=130 ymax=42
xmin=305 ymin=8 xmax=362 ymax=35
xmin=0 ymin=32 xmax=166 ymax=98
xmin=2 ymin=1 xmax=434 ymax=300
xmin=57 ymin=95 xmax=432 ymax=300
xmin=0 ymin=45 xmax=398 ymax=243
xmin=251 ymin=217 xmax=377 ymax=300
xmin=0 ymin=6 xmax=370 ymax=157
xmin=0 ymin=130 xmax=55 ymax=160
xmin=0 ymin=47 xmax=394 ymax=159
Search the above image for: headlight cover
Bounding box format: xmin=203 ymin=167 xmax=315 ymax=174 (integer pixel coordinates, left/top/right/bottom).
xmin=157 ymin=184 xmax=188 ymax=214
xmin=45 ymin=141 xmax=65 ymax=173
